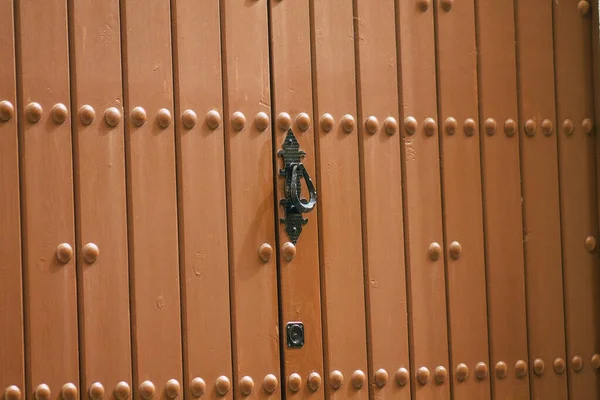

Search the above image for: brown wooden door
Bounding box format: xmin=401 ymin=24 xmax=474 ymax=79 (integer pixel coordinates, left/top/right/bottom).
xmin=1 ymin=0 xmax=600 ymax=399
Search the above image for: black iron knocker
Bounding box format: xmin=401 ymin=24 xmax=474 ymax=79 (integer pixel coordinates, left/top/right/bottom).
xmin=278 ymin=129 xmax=317 ymax=244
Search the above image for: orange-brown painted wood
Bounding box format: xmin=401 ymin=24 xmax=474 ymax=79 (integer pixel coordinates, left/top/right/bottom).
xmin=353 ymin=0 xmax=410 ymax=398
xmin=396 ymin=1 xmax=450 ymax=399
xmin=268 ymin=1 xmax=325 ymax=399
xmin=0 ymin=0 xmax=24 ymax=398
xmin=120 ymin=0 xmax=183 ymax=398
xmin=219 ymin=1 xmax=281 ymax=398
xmin=68 ymin=0 xmax=133 ymax=397
xmin=433 ymin=0 xmax=490 ymax=397
xmin=15 ymin=0 xmax=79 ymax=398
xmin=475 ymin=0 xmax=530 ymax=398
xmin=515 ymin=0 xmax=569 ymax=398
xmin=553 ymin=1 xmax=600 ymax=398
xmin=309 ymin=0 xmax=368 ymax=398
xmin=171 ymin=0 xmax=233 ymax=398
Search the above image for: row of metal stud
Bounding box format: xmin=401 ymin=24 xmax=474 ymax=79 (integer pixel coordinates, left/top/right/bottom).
xmin=414 ymin=0 xmax=591 ymax=16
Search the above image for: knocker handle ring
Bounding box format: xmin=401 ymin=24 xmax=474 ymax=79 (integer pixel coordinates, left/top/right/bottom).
xmin=290 ymin=163 xmax=317 ymax=214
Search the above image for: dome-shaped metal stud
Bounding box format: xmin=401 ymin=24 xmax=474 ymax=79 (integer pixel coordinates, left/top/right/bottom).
xmin=541 ymin=119 xmax=553 ymax=136
xmin=533 ymin=358 xmax=545 ymax=376
xmin=296 ymin=112 xmax=311 ymax=132
xmin=206 ymin=110 xmax=221 ymax=130
xmin=428 ymin=242 xmax=442 ymax=261
xmin=440 ymin=0 xmax=453 ymax=11
xmin=157 ymin=108 xmax=172 ymax=129
xmin=288 ymin=373 xmax=302 ymax=392
xmin=263 ymin=374 xmax=278 ymax=394
xmin=448 ymin=241 xmax=462 ymax=260
xmin=495 ymin=362 xmax=507 ymax=379
xmin=417 ymin=0 xmax=430 ymax=11
xmin=416 ymin=367 xmax=430 ymax=385
xmin=423 ymin=118 xmax=437 ymax=136
xmin=190 ymin=377 xmax=205 ymax=398
xmin=374 ymin=369 xmax=388 ymax=388
xmin=239 ymin=376 xmax=254 ymax=396
xmin=583 ymin=118 xmax=594 ymax=135
xmin=231 ymin=111 xmax=246 ymax=131
xmin=504 ymin=118 xmax=516 ymax=137
xmin=515 ymin=360 xmax=527 ymax=379
xmin=139 ymin=381 xmax=155 ymax=400
xmin=258 ymin=243 xmax=273 ymax=262
xmin=562 ymin=119 xmax=574 ymax=136
xmin=351 ymin=370 xmax=365 ymax=389
xmin=35 ymin=384 xmax=51 ymax=400
xmin=82 ymin=242 xmax=100 ymax=264
xmin=61 ymin=383 xmax=77 ymax=400
xmin=255 ymin=112 xmax=270 ymax=132
xmin=104 ymin=107 xmax=122 ymax=128
xmin=329 ymin=371 xmax=343 ymax=389
xmin=384 ymin=117 xmax=398 ymax=135
xmin=524 ymin=119 xmax=536 ymax=137
xmin=165 ymin=379 xmax=180 ymax=399
xmin=404 ymin=116 xmax=417 ymax=135
xmin=277 ymin=112 xmax=292 ymax=130
xmin=484 ymin=118 xmax=497 ymax=135
xmin=89 ymin=382 xmax=104 ymax=400
xmin=578 ymin=0 xmax=590 ymax=15
xmin=79 ymin=105 xmax=96 ymax=126
xmin=181 ymin=109 xmax=197 ymax=130
xmin=553 ymin=357 xmax=566 ymax=374
xmin=456 ymin=363 xmax=468 ymax=382
xmin=26 ymin=102 xmax=43 ymax=123
xmin=0 ymin=100 xmax=14 ymax=122
xmin=395 ymin=368 xmax=409 ymax=386
xmin=341 ymin=114 xmax=355 ymax=133
xmin=307 ymin=372 xmax=321 ymax=392
xmin=591 ymin=354 xmax=600 ymax=370
xmin=434 ymin=366 xmax=447 ymax=384
xmin=365 ymin=116 xmax=379 ymax=135
xmin=57 ymin=243 xmax=73 ymax=264
xmin=463 ymin=118 xmax=476 ymax=137
xmin=52 ymin=103 xmax=69 ymax=125
xmin=475 ymin=362 xmax=488 ymax=379
xmin=585 ymin=236 xmax=597 ymax=252
xmin=320 ymin=113 xmax=334 ymax=133
xmin=282 ymin=242 xmax=296 ymax=261
xmin=444 ymin=117 xmax=457 ymax=135
xmin=130 ymin=107 xmax=147 ymax=127
xmin=114 ymin=381 xmax=131 ymax=400
xmin=572 ymin=355 xmax=583 ymax=372
xmin=4 ymin=385 xmax=22 ymax=400
xmin=215 ymin=376 xmax=231 ymax=396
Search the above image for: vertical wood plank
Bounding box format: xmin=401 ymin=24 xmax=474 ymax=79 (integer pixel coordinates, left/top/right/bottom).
xmin=120 ymin=0 xmax=183 ymax=398
xmin=170 ymin=0 xmax=233 ymax=398
xmin=69 ymin=0 xmax=133 ymax=397
xmin=553 ymin=1 xmax=600 ymax=398
xmin=433 ymin=0 xmax=491 ymax=397
xmin=219 ymin=0 xmax=281 ymax=398
xmin=0 ymin=0 xmax=25 ymax=397
xmin=515 ymin=0 xmax=568 ymax=398
xmin=15 ymin=0 xmax=79 ymax=397
xmin=475 ymin=0 xmax=530 ymax=398
xmin=269 ymin=0 xmax=325 ymax=398
xmin=396 ymin=1 xmax=450 ymax=399
xmin=309 ymin=0 xmax=368 ymax=398
xmin=353 ymin=0 xmax=411 ymax=398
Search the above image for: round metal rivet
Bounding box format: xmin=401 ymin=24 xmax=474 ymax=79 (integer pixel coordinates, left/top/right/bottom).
xmin=255 ymin=112 xmax=270 ymax=132
xmin=456 ymin=363 xmax=469 ymax=382
xmin=239 ymin=376 xmax=254 ymax=396
xmin=79 ymin=105 xmax=96 ymax=126
xmin=416 ymin=367 xmax=430 ymax=385
xmin=435 ymin=366 xmax=447 ymax=384
xmin=533 ymin=358 xmax=545 ymax=376
xmin=61 ymin=383 xmax=77 ymax=400
xmin=541 ymin=119 xmax=553 ymax=136
xmin=57 ymin=243 xmax=73 ymax=264
xmin=157 ymin=108 xmax=172 ymax=129
xmin=404 ymin=116 xmax=417 ymax=135
xmin=89 ymin=382 xmax=104 ymax=400
xmin=504 ymin=118 xmax=516 ymax=137
xmin=296 ymin=112 xmax=311 ymax=132
xmin=104 ymin=107 xmax=122 ymax=128
xmin=475 ymin=362 xmax=488 ymax=379
xmin=485 ymin=118 xmax=497 ymax=135
xmin=282 ymin=242 xmax=296 ymax=261
xmin=464 ymin=118 xmax=476 ymax=137
xmin=307 ymin=372 xmax=321 ymax=392
xmin=578 ymin=0 xmax=590 ymax=15
xmin=445 ymin=117 xmax=457 ymax=135
xmin=417 ymin=0 xmax=430 ymax=11
xmin=320 ymin=113 xmax=334 ymax=133
xmin=572 ymin=355 xmax=584 ymax=372
xmin=428 ymin=242 xmax=442 ymax=261
xmin=553 ymin=357 xmax=566 ymax=374
xmin=231 ymin=111 xmax=246 ymax=131
xmin=585 ymin=236 xmax=597 ymax=252
xmin=165 ymin=379 xmax=180 ymax=399
xmin=515 ymin=360 xmax=527 ymax=379
xmin=26 ymin=102 xmax=43 ymax=123
xmin=206 ymin=110 xmax=222 ymax=130
xmin=259 ymin=243 xmax=273 ymax=262
xmin=82 ymin=242 xmax=100 ymax=264
xmin=423 ymin=118 xmax=437 ymax=136
xmin=114 ymin=381 xmax=131 ymax=400
xmin=448 ymin=241 xmax=462 ymax=260
xmin=329 ymin=371 xmax=344 ymax=389
xmin=341 ymin=114 xmax=355 ymax=133
xmin=215 ymin=376 xmax=231 ymax=396
xmin=365 ymin=116 xmax=379 ymax=134
xmin=4 ymin=385 xmax=21 ymax=400
xmin=395 ymin=368 xmax=409 ymax=386
xmin=384 ymin=117 xmax=398 ymax=135
xmin=181 ymin=109 xmax=197 ymax=130
xmin=374 ymin=369 xmax=388 ymax=388
xmin=0 ymin=100 xmax=15 ymax=122
xmin=563 ymin=119 xmax=574 ymax=136
xmin=190 ymin=377 xmax=205 ymax=397
xmin=263 ymin=374 xmax=278 ymax=394
xmin=583 ymin=118 xmax=593 ymax=134
xmin=351 ymin=370 xmax=365 ymax=389
xmin=495 ymin=362 xmax=507 ymax=379
xmin=441 ymin=0 xmax=453 ymax=11
xmin=288 ymin=373 xmax=302 ymax=392
xmin=591 ymin=354 xmax=600 ymax=370
xmin=131 ymin=107 xmax=147 ymax=127
xmin=52 ymin=103 xmax=69 ymax=124
xmin=277 ymin=112 xmax=292 ymax=130
xmin=139 ymin=381 xmax=155 ymax=400
xmin=524 ymin=119 xmax=536 ymax=137
xmin=35 ymin=384 xmax=51 ymax=400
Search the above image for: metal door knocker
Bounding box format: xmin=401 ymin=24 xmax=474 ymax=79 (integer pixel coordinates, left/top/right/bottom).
xmin=278 ymin=129 xmax=317 ymax=244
